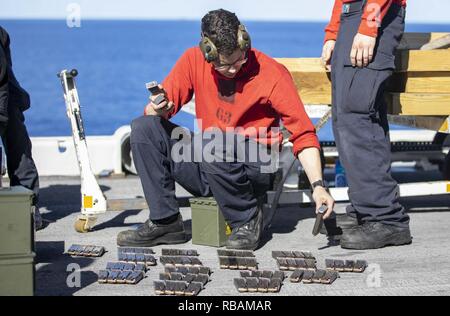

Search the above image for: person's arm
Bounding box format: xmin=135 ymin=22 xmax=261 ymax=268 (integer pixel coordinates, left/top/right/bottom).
xmin=324 ymin=0 xmax=343 ymax=43
xmin=144 ymin=48 xmax=196 ymax=119
xmin=359 ymin=0 xmax=393 ymax=38
xmin=322 ymin=0 xmax=342 ymax=71
xmin=298 ymin=148 xmax=334 ymax=219
xmin=269 ymin=66 xmax=335 ymax=218
xmin=0 ymin=43 xmax=9 ymax=136
xmin=297 ymin=148 xmax=322 ymax=185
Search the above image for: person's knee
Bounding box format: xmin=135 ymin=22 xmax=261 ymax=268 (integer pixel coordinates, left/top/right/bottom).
xmin=130 ymin=115 xmax=161 ymax=143
xmin=131 ymin=115 xmax=159 ymax=132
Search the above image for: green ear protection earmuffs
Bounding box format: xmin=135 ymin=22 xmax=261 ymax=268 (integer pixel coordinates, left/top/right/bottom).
xmin=199 ymin=24 xmax=251 ymax=63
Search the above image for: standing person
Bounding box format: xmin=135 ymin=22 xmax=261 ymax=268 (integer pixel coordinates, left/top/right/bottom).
xmin=0 ymin=26 xmax=42 ymax=230
xmin=321 ymin=0 xmax=411 ymax=249
xmin=117 ymin=9 xmax=335 ymax=250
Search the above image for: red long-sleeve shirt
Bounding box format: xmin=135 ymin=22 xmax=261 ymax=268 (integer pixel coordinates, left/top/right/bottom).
xmin=325 ymin=0 xmax=407 ymax=42
xmin=159 ymin=47 xmax=320 ymax=156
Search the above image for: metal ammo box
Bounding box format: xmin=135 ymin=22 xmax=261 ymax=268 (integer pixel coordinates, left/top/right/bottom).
xmin=190 ymin=197 xmax=231 ymax=247
xmin=0 ymin=186 xmax=35 ymax=296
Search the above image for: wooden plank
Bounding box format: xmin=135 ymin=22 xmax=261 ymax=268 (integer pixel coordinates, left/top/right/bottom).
xmin=278 ymin=55 xmax=450 ymax=107
xmin=292 ymin=73 xmax=331 ymax=104
xmin=389 ymin=72 xmax=450 ymax=93
xmin=296 ymin=72 xmax=450 ymax=97
xmin=277 ymin=58 xmax=332 ymax=104
xmin=395 ymin=50 xmax=450 ymax=72
xmin=279 ymin=50 xmax=450 ymax=75
xmin=288 ymin=71 xmax=450 ymax=102
xmin=399 ymin=32 xmax=450 ymax=50
xmin=388 ymin=93 xmax=450 ymax=116
xmin=276 ymin=58 xmax=325 ymax=73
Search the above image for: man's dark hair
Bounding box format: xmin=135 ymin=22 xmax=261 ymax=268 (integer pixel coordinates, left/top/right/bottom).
xmin=201 ymin=9 xmax=241 ymax=56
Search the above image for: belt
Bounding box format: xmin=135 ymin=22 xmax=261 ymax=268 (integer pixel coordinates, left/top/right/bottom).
xmin=342 ymin=0 xmax=367 ymax=14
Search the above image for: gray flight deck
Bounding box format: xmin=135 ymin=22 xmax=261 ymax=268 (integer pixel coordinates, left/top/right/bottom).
xmin=34 ymin=168 xmax=450 ymax=296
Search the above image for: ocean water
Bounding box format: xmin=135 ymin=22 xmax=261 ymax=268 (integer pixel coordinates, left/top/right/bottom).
xmin=1 ymin=20 xmax=449 ymax=137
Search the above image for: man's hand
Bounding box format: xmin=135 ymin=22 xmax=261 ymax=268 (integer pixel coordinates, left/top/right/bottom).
xmin=312 ymin=186 xmax=335 ymax=220
xmin=350 ymin=33 xmax=376 ymax=68
xmin=144 ymin=84 xmax=174 ymax=118
xmin=321 ymin=40 xmax=336 ymax=71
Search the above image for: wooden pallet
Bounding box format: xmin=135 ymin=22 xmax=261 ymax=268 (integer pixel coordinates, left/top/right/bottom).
xmin=276 ymin=32 xmax=450 ymax=132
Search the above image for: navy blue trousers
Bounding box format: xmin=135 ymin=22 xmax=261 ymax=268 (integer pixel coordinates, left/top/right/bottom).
xmin=130 ymin=115 xmax=275 ymax=228
xmin=2 ymin=105 xmax=39 ymax=205
xmin=331 ymin=1 xmax=410 ymax=227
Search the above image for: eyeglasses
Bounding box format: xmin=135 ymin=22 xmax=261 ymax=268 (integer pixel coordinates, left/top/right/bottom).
xmin=213 ymin=54 xmax=248 ymax=72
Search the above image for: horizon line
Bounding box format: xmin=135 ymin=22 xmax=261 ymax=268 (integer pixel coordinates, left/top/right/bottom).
xmin=1 ymin=17 xmax=449 ymax=25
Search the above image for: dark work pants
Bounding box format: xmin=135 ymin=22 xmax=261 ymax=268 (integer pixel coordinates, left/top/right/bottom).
xmin=2 ymin=105 xmax=39 ymax=205
xmin=130 ymin=115 xmax=275 ymax=229
xmin=331 ymin=1 xmax=410 ymax=227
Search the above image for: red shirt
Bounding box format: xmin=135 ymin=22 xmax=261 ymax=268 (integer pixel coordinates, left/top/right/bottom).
xmin=160 ymin=47 xmax=320 ymax=156
xmin=325 ymin=0 xmax=407 ymax=42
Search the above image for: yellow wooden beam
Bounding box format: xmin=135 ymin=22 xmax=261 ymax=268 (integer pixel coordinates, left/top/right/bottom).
xmin=278 ymin=55 xmax=450 ymax=98
xmin=276 ymin=58 xmax=325 ymax=73
xmin=279 ymin=49 xmax=450 ymax=75
xmin=292 ymin=72 xmax=331 ymax=104
xmin=395 ymin=50 xmax=450 ymax=72
xmin=278 ymin=50 xmax=450 ymax=118
xmin=389 ymin=72 xmax=450 ymax=93
xmin=277 ymin=58 xmax=332 ymax=104
xmin=279 ymin=45 xmax=450 ymax=74
xmin=289 ymin=71 xmax=450 ymax=102
xmin=388 ymin=93 xmax=450 ymax=116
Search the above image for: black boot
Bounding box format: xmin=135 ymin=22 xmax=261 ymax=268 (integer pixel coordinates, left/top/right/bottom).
xmin=320 ymin=213 xmax=359 ymax=236
xmin=117 ymin=214 xmax=187 ymax=247
xmin=226 ymin=207 xmax=263 ymax=251
xmin=340 ymin=222 xmax=412 ymax=250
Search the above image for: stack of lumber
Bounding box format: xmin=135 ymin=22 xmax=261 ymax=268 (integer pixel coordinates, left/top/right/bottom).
xmin=277 ymin=32 xmax=450 ymax=132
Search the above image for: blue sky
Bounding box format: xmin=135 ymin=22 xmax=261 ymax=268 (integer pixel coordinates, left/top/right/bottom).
xmin=0 ymin=0 xmax=448 ymax=23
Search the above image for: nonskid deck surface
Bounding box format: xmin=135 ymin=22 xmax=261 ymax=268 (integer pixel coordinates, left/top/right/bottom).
xmin=34 ymin=169 xmax=450 ymax=296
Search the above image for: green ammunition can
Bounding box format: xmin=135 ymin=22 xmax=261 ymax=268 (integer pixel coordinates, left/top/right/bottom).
xmin=190 ymin=197 xmax=231 ymax=247
xmin=0 ymin=186 xmax=34 ymax=256
xmin=0 ymin=252 xmax=35 ymax=296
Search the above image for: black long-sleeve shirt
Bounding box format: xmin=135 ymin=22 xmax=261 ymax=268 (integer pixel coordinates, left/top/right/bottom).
xmin=0 ymin=28 xmax=8 ymax=124
xmin=0 ymin=26 xmax=30 ymax=125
